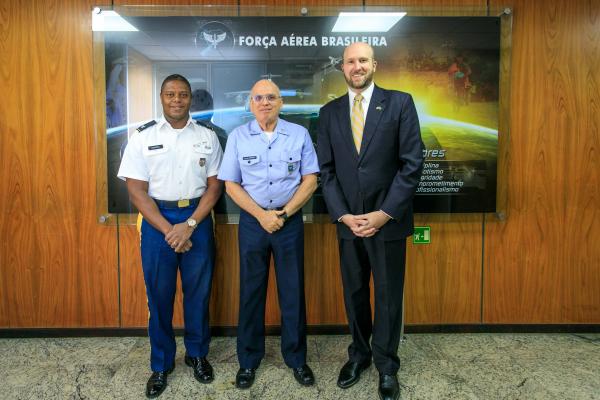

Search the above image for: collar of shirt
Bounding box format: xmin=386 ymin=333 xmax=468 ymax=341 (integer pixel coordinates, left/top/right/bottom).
xmin=156 ymin=115 xmax=194 ymax=132
xmin=249 ymin=118 xmax=291 ymax=140
xmin=348 ymin=81 xmax=375 ymax=117
xmin=348 ymin=81 xmax=375 ymax=104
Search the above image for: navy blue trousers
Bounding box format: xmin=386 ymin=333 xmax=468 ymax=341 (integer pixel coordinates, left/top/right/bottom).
xmin=237 ymin=210 xmax=307 ymax=369
xmin=140 ymin=205 xmax=215 ymax=373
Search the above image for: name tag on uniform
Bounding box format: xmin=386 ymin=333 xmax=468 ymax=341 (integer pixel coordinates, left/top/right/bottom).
xmin=199 ymin=158 xmax=206 ymax=167
xmin=243 ymin=156 xmax=257 ymax=161
xmin=288 ymin=163 xmax=295 ymax=174
xmin=148 ymin=144 xmax=163 ymax=150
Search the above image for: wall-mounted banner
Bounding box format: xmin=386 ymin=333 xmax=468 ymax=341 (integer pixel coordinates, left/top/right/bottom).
xmin=101 ymin=15 xmax=500 ymax=215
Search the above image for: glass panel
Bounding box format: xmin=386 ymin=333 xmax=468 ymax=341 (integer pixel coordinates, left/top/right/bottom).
xmin=93 ymin=4 xmax=512 ymax=224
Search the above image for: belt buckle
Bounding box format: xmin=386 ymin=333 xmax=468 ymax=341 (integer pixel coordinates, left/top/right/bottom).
xmin=177 ymin=199 xmax=190 ymax=208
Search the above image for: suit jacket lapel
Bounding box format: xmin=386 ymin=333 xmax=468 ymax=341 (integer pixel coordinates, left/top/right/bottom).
xmin=336 ymin=95 xmax=359 ymax=162
xmin=358 ymin=86 xmax=386 ymax=163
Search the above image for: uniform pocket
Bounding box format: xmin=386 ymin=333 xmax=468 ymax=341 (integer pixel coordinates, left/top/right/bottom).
xmin=280 ymin=150 xmax=301 ymax=177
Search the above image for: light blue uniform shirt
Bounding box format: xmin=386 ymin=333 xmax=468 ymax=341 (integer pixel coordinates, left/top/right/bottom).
xmin=218 ymin=118 xmax=319 ymax=209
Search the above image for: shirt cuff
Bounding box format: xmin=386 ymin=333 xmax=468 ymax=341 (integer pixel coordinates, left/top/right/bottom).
xmin=380 ymin=210 xmax=394 ymax=220
xmin=337 ymin=214 xmax=349 ymax=222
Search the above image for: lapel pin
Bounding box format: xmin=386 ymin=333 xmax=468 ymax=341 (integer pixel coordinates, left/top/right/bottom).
xmin=376 ymin=106 xmax=383 ymax=111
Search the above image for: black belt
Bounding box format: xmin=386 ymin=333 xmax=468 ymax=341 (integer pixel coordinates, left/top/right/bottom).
xmin=262 ymin=206 xmax=284 ymax=211
xmin=153 ymin=197 xmax=201 ymax=209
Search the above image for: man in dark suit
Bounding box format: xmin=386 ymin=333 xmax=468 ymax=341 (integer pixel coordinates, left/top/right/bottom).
xmin=317 ymin=42 xmax=424 ymax=400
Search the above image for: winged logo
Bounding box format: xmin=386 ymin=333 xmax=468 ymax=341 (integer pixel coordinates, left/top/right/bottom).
xmin=203 ymin=31 xmax=227 ymax=49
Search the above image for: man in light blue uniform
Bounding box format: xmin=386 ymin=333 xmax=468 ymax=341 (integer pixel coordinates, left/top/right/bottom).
xmin=118 ymin=74 xmax=223 ymax=398
xmin=218 ymin=79 xmax=319 ymax=389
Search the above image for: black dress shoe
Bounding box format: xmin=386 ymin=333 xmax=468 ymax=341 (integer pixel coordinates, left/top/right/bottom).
xmin=337 ymin=359 xmax=371 ymax=389
xmin=185 ymin=354 xmax=214 ymax=383
xmin=235 ymin=367 xmax=256 ymax=389
xmin=378 ymin=374 xmax=400 ymax=400
xmin=145 ymin=366 xmax=174 ymax=398
xmin=292 ymin=364 xmax=315 ymax=386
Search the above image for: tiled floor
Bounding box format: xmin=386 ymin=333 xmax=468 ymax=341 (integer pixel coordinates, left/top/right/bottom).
xmin=1 ymin=333 xmax=598 ymax=399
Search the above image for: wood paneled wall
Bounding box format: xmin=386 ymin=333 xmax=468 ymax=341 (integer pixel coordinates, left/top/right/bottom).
xmin=0 ymin=0 xmax=598 ymax=329
xmin=0 ymin=0 xmax=118 ymax=328
xmin=483 ymin=0 xmax=600 ymax=323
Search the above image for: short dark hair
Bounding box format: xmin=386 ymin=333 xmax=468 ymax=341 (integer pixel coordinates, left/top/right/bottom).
xmin=160 ymin=74 xmax=192 ymax=93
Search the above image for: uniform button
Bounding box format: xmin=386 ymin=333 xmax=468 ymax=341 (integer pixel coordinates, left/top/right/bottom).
xmin=268 ymin=146 xmax=271 ymax=149
xmin=269 ymin=164 xmax=272 ymax=167
xmin=269 ymin=200 xmax=273 ymax=203
xmin=289 ymin=157 xmax=292 ymax=160
xmin=247 ymin=161 xmax=251 ymax=164
xmin=269 ymin=182 xmax=273 ymax=185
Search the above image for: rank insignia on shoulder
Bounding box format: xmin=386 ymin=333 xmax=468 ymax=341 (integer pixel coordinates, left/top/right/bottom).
xmin=199 ymin=158 xmax=206 ymax=167
xmin=195 ymin=119 xmax=215 ymax=133
xmin=136 ymin=120 xmax=157 ymax=133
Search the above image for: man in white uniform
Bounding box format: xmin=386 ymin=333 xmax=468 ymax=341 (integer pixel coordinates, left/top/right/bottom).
xmin=118 ymin=74 xmax=223 ymax=398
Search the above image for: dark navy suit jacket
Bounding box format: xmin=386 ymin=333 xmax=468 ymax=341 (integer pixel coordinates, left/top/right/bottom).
xmin=317 ymin=85 xmax=425 ymax=240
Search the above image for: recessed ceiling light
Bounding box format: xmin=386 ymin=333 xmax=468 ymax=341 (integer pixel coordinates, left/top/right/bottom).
xmin=332 ymin=12 xmax=406 ymax=33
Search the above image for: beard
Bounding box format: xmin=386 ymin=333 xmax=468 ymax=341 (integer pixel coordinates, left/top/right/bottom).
xmin=344 ymin=70 xmax=373 ymax=90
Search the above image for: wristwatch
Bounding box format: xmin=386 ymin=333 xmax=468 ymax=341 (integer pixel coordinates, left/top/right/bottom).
xmin=186 ymin=218 xmax=197 ymax=229
xmin=280 ymin=212 xmax=289 ymax=222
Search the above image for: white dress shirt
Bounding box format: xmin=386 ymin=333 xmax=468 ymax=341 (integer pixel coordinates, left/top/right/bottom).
xmin=117 ymin=116 xmax=223 ymax=201
xmin=347 ymin=81 xmax=375 ymax=120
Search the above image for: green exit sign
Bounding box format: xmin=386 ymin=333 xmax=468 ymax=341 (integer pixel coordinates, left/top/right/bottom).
xmin=413 ymin=226 xmax=431 ymax=244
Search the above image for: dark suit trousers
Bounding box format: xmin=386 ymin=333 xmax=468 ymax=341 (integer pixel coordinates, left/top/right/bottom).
xmin=339 ymin=236 xmax=406 ymax=375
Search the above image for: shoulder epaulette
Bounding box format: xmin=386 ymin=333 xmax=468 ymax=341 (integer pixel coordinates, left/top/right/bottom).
xmin=136 ymin=120 xmax=157 ymax=133
xmin=195 ymin=119 xmax=215 ymax=133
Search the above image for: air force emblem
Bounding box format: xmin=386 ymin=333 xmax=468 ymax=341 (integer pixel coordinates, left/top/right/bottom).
xmin=196 ymin=21 xmax=234 ymax=52
xmin=203 ymin=31 xmax=227 ymax=49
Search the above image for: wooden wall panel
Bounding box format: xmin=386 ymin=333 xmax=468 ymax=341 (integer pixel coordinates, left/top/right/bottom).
xmin=304 ymin=224 xmax=347 ymax=324
xmin=406 ymin=214 xmax=483 ymax=324
xmin=212 ymin=222 xmax=348 ymax=327
xmin=119 ymin=224 xmax=186 ymax=327
xmin=484 ymin=0 xmax=600 ymax=323
xmin=239 ymin=0 xmax=362 ymax=17
xmin=0 ymin=0 xmax=118 ymax=328
xmin=0 ymin=0 xmax=27 ymax=328
xmin=114 ymin=0 xmax=235 ymax=4
xmin=210 ymin=224 xmax=240 ymax=326
xmin=118 ymin=225 xmax=146 ymax=327
xmin=2 ymin=0 xmax=599 ymax=330
xmin=366 ymin=0 xmax=488 ymax=15
xmin=112 ymin=0 xmax=238 ymax=17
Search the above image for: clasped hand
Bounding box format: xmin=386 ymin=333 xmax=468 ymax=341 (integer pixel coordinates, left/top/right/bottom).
xmin=341 ymin=211 xmax=390 ymax=238
xmin=258 ymin=209 xmax=287 ymax=234
xmin=164 ymin=222 xmax=193 ymax=253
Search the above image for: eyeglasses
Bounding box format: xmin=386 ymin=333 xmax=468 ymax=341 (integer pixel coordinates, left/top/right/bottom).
xmin=251 ymin=94 xmax=281 ymax=103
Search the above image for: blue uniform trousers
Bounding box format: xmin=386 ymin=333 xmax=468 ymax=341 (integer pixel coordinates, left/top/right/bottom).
xmin=140 ymin=204 xmax=215 ymax=373
xmin=237 ymin=209 xmax=307 ymax=369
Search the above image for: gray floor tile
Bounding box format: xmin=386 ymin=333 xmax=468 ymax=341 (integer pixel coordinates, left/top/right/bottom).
xmin=1 ymin=333 xmax=598 ymax=399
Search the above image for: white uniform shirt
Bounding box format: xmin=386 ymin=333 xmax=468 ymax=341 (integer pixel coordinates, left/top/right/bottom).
xmin=347 ymin=81 xmax=375 ymax=121
xmin=117 ymin=116 xmax=223 ymax=201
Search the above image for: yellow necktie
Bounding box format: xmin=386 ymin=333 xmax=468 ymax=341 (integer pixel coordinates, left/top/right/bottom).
xmin=351 ymin=94 xmax=364 ymax=153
